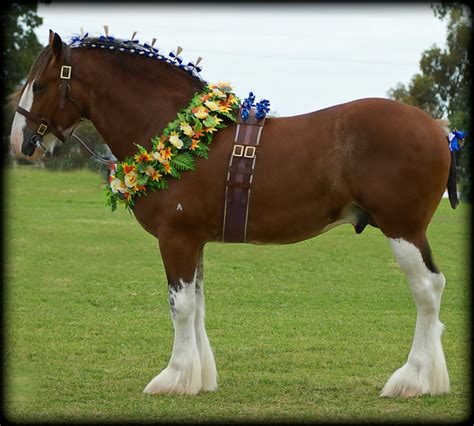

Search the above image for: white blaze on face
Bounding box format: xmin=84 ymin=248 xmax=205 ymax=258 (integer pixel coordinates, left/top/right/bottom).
xmin=10 ymin=82 xmax=34 ymax=159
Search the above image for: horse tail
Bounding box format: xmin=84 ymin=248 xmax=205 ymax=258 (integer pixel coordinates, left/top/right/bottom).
xmin=436 ymin=118 xmax=459 ymax=209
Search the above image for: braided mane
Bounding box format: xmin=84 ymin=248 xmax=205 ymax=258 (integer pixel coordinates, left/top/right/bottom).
xmin=69 ymin=34 xmax=206 ymax=84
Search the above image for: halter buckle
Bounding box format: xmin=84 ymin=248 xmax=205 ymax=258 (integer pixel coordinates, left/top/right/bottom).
xmin=60 ymin=65 xmax=72 ymax=80
xmin=37 ymin=123 xmax=48 ymax=136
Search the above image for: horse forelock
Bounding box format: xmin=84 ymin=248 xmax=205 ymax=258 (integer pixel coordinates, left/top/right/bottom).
xmin=10 ymin=46 xmax=53 ymax=109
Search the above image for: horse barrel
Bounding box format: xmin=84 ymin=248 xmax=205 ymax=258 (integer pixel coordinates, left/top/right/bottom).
xmin=222 ymin=108 xmax=266 ymax=243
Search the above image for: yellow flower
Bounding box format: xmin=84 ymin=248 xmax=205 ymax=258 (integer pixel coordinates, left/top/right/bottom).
xmin=212 ymin=115 xmax=223 ymax=125
xmin=193 ymin=106 xmax=209 ymax=120
xmin=227 ymin=94 xmax=239 ymax=105
xmin=204 ymin=100 xmax=220 ymax=111
xmin=180 ymin=122 xmax=194 ymax=137
xmin=169 ymin=132 xmax=184 ymax=149
xmin=204 ymin=126 xmax=218 ymax=134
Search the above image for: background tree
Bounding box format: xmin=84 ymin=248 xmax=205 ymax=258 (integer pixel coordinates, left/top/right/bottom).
xmin=387 ymin=3 xmax=471 ymax=201
xmin=2 ymin=3 xmax=44 ymax=163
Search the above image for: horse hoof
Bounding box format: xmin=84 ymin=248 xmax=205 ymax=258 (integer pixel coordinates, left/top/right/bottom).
xmin=143 ymin=364 xmax=202 ymax=396
xmin=380 ymin=361 xmax=450 ymax=397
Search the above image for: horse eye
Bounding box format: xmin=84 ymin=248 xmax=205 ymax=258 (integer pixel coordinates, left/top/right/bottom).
xmin=33 ymin=81 xmax=47 ymax=93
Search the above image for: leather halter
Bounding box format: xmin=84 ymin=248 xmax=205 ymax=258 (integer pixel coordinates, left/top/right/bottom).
xmin=15 ymin=44 xmax=116 ymax=165
xmin=16 ymin=43 xmax=81 ymax=147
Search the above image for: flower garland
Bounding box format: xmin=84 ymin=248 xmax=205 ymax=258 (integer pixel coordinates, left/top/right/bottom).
xmin=106 ymin=82 xmax=240 ymax=211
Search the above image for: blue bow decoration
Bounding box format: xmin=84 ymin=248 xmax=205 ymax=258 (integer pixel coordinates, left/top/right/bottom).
xmin=255 ymin=99 xmax=271 ymax=120
xmin=240 ymin=92 xmax=270 ymax=121
xmin=169 ymin=51 xmax=183 ymax=64
xmin=448 ymin=129 xmax=466 ymax=152
xmin=99 ymin=35 xmax=115 ymax=43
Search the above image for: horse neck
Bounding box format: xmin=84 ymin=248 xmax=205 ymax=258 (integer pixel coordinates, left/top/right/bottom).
xmin=73 ymin=49 xmax=205 ymax=161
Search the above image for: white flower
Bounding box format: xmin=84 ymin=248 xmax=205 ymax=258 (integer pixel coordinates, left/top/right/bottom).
xmin=180 ymin=122 xmax=194 ymax=137
xmin=169 ymin=134 xmax=184 ymax=149
xmin=124 ymin=171 xmax=138 ymax=188
xmin=110 ymin=178 xmax=127 ymax=194
xmin=212 ymin=88 xmax=227 ymax=99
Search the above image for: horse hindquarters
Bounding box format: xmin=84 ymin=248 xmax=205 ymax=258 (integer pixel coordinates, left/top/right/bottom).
xmin=143 ymin=238 xmax=217 ymax=395
xmin=381 ymin=235 xmax=450 ymax=397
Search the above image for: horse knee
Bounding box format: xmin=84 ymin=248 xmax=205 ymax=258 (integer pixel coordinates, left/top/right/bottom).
xmin=169 ymin=280 xmax=196 ymax=321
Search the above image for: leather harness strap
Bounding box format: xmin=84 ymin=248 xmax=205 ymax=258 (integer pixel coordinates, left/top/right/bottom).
xmin=222 ymin=108 xmax=266 ymax=243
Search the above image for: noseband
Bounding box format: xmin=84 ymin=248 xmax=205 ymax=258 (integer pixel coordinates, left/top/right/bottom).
xmin=15 ymin=43 xmax=116 ymax=165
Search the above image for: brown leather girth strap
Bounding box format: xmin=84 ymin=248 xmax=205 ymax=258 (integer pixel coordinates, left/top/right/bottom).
xmin=222 ymin=108 xmax=266 ymax=243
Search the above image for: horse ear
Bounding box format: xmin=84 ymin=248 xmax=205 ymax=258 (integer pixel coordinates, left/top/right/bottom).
xmin=50 ymin=31 xmax=63 ymax=60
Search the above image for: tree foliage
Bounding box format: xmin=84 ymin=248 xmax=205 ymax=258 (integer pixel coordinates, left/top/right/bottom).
xmin=2 ymin=3 xmax=43 ymax=95
xmin=387 ymin=3 xmax=471 ymax=201
xmin=2 ymin=3 xmax=44 ymax=163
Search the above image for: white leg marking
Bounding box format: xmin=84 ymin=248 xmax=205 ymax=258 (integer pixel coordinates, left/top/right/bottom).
xmin=381 ymin=238 xmax=450 ymax=397
xmin=195 ymin=273 xmax=218 ymax=392
xmin=144 ymin=273 xmax=202 ymax=395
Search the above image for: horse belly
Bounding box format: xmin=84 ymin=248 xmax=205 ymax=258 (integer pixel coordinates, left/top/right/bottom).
xmin=245 ymin=154 xmax=350 ymax=244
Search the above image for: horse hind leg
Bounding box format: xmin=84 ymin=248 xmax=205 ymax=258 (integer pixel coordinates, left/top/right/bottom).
xmin=380 ymin=235 xmax=450 ymax=397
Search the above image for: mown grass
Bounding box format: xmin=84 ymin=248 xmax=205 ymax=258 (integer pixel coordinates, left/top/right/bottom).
xmin=4 ymin=166 xmax=471 ymax=423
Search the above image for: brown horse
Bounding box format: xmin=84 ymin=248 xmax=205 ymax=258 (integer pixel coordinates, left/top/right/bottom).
xmin=10 ymin=32 xmax=455 ymax=397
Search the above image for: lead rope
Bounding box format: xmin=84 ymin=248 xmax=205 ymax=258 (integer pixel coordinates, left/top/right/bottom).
xmin=67 ymin=120 xmax=117 ymax=165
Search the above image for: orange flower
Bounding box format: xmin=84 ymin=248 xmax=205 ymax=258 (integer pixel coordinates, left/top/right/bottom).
xmin=200 ymin=93 xmax=211 ymax=102
xmin=134 ymin=152 xmax=152 ymax=163
xmin=122 ymin=163 xmax=136 ymax=174
xmin=190 ymin=139 xmax=200 ymax=151
xmin=219 ymin=102 xmax=232 ymax=113
xmin=160 ymin=147 xmax=173 ymax=161
xmin=162 ymin=163 xmax=172 ymax=174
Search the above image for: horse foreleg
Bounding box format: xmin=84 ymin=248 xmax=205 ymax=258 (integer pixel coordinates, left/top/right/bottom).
xmin=194 ymin=247 xmax=218 ymax=391
xmin=380 ymin=236 xmax=450 ymax=397
xmin=144 ymin=236 xmax=203 ymax=395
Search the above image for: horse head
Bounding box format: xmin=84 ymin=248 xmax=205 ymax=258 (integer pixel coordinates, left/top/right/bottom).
xmin=10 ymin=31 xmax=85 ymax=161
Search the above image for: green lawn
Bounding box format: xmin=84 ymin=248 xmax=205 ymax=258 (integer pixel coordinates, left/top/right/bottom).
xmin=4 ymin=166 xmax=471 ymax=423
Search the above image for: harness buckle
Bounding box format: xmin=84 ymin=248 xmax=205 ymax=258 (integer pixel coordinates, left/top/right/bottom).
xmin=37 ymin=123 xmax=48 ymax=136
xmin=60 ymin=65 xmax=72 ymax=80
xmin=244 ymin=146 xmax=256 ymax=159
xmin=232 ymin=144 xmax=244 ymax=157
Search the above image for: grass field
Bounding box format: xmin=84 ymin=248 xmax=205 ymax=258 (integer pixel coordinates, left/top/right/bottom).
xmin=4 ymin=166 xmax=471 ymax=423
